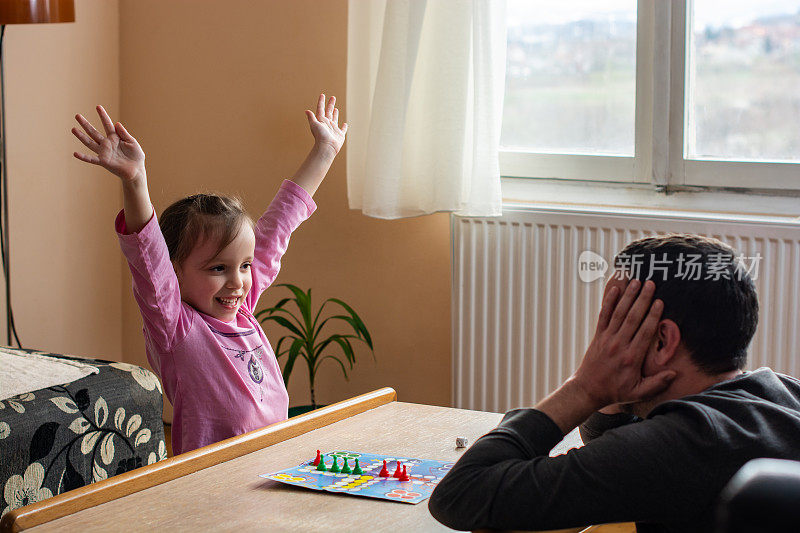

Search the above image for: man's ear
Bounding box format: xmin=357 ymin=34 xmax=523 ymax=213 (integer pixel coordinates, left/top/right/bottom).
xmin=653 ymin=319 xmax=681 ymax=365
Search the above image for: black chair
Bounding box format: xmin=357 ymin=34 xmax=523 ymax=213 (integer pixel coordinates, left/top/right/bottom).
xmin=716 ymin=458 xmax=800 ymax=533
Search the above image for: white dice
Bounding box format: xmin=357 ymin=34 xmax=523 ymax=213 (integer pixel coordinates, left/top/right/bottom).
xmin=455 ymin=437 xmax=468 ymax=448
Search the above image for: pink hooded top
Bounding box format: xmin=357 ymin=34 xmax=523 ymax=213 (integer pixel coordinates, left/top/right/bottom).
xmin=116 ymin=180 xmax=316 ymax=454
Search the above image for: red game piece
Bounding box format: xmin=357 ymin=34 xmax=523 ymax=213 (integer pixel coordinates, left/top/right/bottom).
xmin=379 ymin=460 xmax=390 ymax=477
xmin=393 ymin=461 xmax=403 ymax=478
xmin=312 ymin=449 xmax=321 ymax=466
xmin=398 ymin=465 xmax=411 ymax=481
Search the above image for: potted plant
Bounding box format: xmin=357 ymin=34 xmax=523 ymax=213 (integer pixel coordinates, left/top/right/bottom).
xmin=255 ymin=284 xmax=374 ymax=417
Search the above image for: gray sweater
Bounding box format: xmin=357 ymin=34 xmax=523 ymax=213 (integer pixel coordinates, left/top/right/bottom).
xmin=428 ymin=368 xmax=800 ymax=532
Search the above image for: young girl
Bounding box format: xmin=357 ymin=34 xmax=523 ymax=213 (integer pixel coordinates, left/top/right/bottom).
xmin=71 ymin=94 xmax=347 ymax=454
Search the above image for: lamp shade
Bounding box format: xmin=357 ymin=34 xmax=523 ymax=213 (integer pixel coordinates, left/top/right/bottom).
xmin=0 ymin=0 xmax=74 ymax=24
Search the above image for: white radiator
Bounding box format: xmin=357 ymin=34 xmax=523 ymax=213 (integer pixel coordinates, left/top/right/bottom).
xmin=451 ymin=207 xmax=800 ymax=413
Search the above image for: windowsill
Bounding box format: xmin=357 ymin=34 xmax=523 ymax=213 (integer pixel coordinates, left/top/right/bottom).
xmin=501 ymin=177 xmax=800 ymax=225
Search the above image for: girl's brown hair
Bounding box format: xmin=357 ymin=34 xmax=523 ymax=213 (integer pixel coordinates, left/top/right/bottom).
xmin=159 ymin=194 xmax=254 ymax=267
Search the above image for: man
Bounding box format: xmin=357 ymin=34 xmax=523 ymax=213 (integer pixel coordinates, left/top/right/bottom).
xmin=429 ymin=234 xmax=800 ymax=533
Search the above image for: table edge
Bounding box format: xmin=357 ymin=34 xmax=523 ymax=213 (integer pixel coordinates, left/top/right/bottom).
xmin=0 ymin=387 xmax=397 ymax=533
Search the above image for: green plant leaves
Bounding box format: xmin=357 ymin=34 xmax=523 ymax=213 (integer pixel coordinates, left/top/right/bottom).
xmin=328 ymin=334 xmax=356 ymax=365
xmin=318 ymin=355 xmax=350 ymax=380
xmin=328 ymin=299 xmax=373 ymax=349
xmin=273 ymin=336 xmax=294 ymax=360
xmin=256 ymin=305 xmax=306 ymax=335
xmin=280 ymin=284 xmax=313 ymax=331
xmin=282 ymin=338 xmax=305 ymax=386
xmin=272 ymin=298 xmax=291 ymax=310
xmin=256 ymin=285 xmax=375 ymax=399
xmin=260 ymin=314 xmax=304 ymax=338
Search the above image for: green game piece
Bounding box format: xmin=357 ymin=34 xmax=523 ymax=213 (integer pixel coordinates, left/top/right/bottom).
xmin=352 ymin=459 xmax=363 ymax=475
xmin=330 ymin=456 xmax=340 ymax=473
xmin=316 ymin=455 xmax=327 ymax=471
xmin=341 ymin=458 xmax=352 ymax=474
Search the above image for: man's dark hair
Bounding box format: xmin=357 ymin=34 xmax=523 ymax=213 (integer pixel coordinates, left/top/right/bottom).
xmin=614 ymin=234 xmax=759 ymax=374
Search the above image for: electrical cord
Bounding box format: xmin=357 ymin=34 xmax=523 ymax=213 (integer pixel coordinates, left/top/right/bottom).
xmin=0 ymin=24 xmax=23 ymax=349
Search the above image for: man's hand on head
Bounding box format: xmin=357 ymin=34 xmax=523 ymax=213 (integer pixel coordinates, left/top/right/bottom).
xmin=535 ymin=277 xmax=676 ymax=434
xmin=574 ymin=278 xmax=676 ymax=408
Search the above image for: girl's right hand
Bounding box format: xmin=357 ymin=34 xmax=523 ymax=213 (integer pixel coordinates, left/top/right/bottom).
xmin=72 ymin=105 xmax=145 ymax=183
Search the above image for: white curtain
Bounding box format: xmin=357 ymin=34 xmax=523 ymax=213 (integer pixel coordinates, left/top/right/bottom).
xmin=346 ymin=0 xmax=507 ymax=219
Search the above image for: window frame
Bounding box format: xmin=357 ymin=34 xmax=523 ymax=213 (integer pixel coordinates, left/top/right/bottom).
xmin=499 ymin=0 xmax=800 ymax=192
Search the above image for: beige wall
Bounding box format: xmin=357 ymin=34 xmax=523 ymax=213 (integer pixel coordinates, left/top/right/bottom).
xmin=4 ymin=0 xmax=122 ymax=359
xmin=118 ymin=0 xmax=452 ymax=418
xmin=5 ymin=0 xmax=452 ymax=420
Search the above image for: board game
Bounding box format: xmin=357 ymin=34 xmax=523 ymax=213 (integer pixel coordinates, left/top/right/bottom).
xmin=260 ymin=450 xmax=454 ymax=504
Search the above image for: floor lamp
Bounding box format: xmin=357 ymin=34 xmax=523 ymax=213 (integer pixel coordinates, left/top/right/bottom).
xmin=0 ymin=0 xmax=74 ymax=347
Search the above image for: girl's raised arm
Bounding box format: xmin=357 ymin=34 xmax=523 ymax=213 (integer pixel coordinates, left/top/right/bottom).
xmin=289 ymin=93 xmax=348 ymax=197
xmin=72 ymin=106 xmax=152 ymax=233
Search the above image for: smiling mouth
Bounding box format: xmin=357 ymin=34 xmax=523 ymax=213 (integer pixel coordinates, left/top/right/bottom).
xmin=216 ymin=297 xmax=241 ymax=309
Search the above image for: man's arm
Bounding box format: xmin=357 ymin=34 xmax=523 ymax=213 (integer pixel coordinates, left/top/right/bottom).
xmin=579 ymin=409 xmax=639 ymax=443
xmin=430 ymin=277 xmax=678 ymax=530
xmin=428 ymin=403 xmax=719 ymax=531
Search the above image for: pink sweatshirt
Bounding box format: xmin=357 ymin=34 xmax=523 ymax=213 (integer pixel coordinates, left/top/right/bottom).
xmin=116 ymin=180 xmax=316 ymax=454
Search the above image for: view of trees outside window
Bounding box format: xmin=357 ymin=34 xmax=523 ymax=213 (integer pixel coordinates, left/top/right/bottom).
xmin=502 ymin=1 xmax=800 ymax=165
xmin=501 ymin=1 xmax=636 ymax=156
xmin=689 ymin=1 xmax=800 ymax=162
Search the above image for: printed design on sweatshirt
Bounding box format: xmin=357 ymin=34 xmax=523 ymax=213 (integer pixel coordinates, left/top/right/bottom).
xmin=208 ymin=324 xmax=257 ymax=338
xmin=248 ymin=355 xmax=264 ymax=384
xmin=221 ymin=345 xmax=266 ymax=384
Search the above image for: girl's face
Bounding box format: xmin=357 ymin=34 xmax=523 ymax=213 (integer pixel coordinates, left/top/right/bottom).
xmin=173 ymin=225 xmax=256 ymax=322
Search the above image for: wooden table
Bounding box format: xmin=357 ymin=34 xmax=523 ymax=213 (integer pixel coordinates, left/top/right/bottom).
xmin=2 ymin=388 xmax=633 ymax=533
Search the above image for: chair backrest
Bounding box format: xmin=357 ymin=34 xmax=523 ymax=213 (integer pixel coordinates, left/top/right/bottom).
xmin=716 ymin=458 xmax=800 ymax=533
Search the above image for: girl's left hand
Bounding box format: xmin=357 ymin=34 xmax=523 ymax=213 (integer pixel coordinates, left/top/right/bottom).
xmin=306 ymin=93 xmax=348 ymax=155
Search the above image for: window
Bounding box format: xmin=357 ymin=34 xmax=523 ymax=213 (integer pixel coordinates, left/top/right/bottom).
xmin=500 ymin=0 xmax=800 ymax=191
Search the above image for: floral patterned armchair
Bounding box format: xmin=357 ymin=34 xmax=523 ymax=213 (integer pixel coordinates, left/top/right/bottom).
xmin=1 ymin=347 xmax=166 ymax=518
